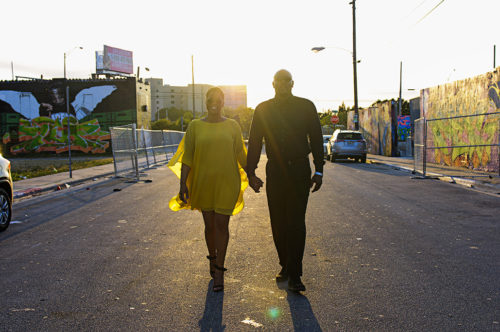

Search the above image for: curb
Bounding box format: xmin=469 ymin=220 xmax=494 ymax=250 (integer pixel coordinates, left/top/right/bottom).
xmin=13 ymin=171 xmax=116 ymax=200
xmin=368 ymin=159 xmax=499 ymax=190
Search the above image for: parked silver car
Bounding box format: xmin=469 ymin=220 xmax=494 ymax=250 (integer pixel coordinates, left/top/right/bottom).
xmin=0 ymin=154 xmax=13 ymax=232
xmin=327 ymin=130 xmax=367 ymax=163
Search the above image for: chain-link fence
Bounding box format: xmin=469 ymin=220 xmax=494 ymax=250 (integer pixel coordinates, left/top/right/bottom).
xmin=110 ymin=124 xmax=184 ymax=180
xmin=413 ymin=112 xmax=500 ymax=178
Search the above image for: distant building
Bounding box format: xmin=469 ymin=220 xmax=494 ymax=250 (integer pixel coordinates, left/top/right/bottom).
xmin=146 ymin=79 xmax=247 ymax=121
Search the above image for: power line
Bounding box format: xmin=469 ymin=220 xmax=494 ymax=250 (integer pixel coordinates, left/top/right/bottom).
xmin=404 ymin=0 xmax=429 ymax=19
xmin=414 ymin=0 xmax=445 ymax=25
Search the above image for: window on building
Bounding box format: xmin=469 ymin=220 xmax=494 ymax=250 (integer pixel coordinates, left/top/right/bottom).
xmin=171 ymin=100 xmax=175 ymax=104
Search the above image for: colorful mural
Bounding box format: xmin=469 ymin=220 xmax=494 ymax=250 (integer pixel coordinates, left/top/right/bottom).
xmin=397 ymin=115 xmax=411 ymax=141
xmin=0 ymin=77 xmax=151 ymax=155
xmin=2 ymin=117 xmax=110 ymax=154
xmin=357 ymin=101 xmax=394 ymax=156
xmin=421 ymin=69 xmax=500 ymax=172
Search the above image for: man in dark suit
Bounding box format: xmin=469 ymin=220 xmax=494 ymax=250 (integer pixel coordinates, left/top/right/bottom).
xmin=246 ymin=69 xmax=324 ymax=292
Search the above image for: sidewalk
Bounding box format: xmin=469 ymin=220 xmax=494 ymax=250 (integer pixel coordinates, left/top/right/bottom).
xmin=13 ymin=163 xmax=116 ymax=200
xmin=367 ymin=154 xmax=500 ymax=192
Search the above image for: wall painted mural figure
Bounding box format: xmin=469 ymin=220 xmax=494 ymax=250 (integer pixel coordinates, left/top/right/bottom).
xmin=0 ymin=85 xmax=117 ymax=121
xmin=421 ymin=70 xmax=500 ymax=172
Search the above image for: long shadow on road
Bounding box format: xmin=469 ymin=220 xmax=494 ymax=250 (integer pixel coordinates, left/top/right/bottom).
xmin=1 ymin=178 xmax=137 ymax=242
xmin=287 ymin=292 xmax=322 ymax=331
xmin=198 ymin=280 xmax=225 ymax=332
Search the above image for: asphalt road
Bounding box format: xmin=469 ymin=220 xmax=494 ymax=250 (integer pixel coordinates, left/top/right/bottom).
xmin=1 ymin=157 xmax=499 ymax=331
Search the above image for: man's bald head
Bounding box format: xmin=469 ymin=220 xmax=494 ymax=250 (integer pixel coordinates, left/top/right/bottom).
xmin=273 ymin=69 xmax=293 ymax=82
xmin=273 ymin=69 xmax=294 ymax=98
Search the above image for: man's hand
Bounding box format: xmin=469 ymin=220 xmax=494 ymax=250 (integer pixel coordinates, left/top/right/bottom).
xmin=310 ymin=174 xmax=322 ymax=192
xmin=248 ymin=175 xmax=264 ymax=193
xmin=179 ymin=182 xmax=189 ymax=204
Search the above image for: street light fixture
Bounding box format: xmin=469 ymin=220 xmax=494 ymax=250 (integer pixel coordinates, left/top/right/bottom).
xmin=311 ymin=45 xmax=360 ymax=129
xmin=63 ymin=46 xmax=83 ymax=178
xmin=64 ymin=46 xmax=83 ymax=79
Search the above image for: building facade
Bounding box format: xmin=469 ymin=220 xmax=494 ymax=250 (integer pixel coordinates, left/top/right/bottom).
xmin=147 ymin=79 xmax=247 ymax=121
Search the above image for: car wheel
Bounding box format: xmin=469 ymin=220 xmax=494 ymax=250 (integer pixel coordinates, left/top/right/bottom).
xmin=0 ymin=188 xmax=12 ymax=232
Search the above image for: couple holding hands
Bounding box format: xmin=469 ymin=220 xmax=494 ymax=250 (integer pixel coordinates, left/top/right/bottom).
xmin=168 ymin=69 xmax=324 ymax=293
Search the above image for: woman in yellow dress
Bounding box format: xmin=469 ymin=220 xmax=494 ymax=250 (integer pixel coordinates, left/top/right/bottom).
xmin=168 ymin=87 xmax=248 ymax=292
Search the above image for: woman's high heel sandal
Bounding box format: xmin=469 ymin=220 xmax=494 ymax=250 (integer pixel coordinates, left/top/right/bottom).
xmin=206 ymin=255 xmax=217 ymax=278
xmin=213 ymin=265 xmax=227 ymax=292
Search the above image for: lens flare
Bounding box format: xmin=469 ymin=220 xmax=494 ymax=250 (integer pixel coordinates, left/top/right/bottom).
xmin=267 ymin=307 xmax=281 ymax=320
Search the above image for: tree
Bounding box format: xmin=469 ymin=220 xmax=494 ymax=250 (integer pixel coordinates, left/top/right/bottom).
xmin=222 ymin=106 xmax=255 ymax=138
xmin=167 ymin=107 xmax=184 ymax=121
xmin=158 ymin=108 xmax=168 ymax=120
xmin=337 ymin=102 xmax=350 ymax=128
xmin=151 ymin=119 xmax=177 ymax=130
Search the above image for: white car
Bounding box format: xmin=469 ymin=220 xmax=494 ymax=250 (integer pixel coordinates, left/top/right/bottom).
xmin=323 ymin=135 xmax=331 ymax=159
xmin=0 ymin=154 xmax=13 ymax=232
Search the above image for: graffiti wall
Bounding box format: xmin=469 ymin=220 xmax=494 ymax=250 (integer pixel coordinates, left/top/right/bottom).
xmin=0 ymin=77 xmax=151 ymax=155
xmin=397 ymin=115 xmax=411 ymax=141
xmin=421 ymin=68 xmax=500 ymax=171
xmin=358 ymin=101 xmax=394 ymax=156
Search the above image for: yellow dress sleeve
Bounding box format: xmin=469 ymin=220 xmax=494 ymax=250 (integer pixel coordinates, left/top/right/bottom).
xmin=167 ymin=135 xmax=193 ymax=212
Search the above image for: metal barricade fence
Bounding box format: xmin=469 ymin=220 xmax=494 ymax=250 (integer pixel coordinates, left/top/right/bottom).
xmin=110 ymin=124 xmax=184 ymax=180
xmin=413 ymin=118 xmax=425 ymax=176
xmin=413 ymin=112 xmax=500 ymax=178
xmin=110 ymin=124 xmax=139 ymax=180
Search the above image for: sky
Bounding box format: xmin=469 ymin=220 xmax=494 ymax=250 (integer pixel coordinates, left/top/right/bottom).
xmin=1 ymin=0 xmax=499 ymax=111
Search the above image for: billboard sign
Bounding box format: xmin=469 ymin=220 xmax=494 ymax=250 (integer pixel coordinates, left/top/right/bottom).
xmin=95 ymin=51 xmax=104 ymax=72
xmin=103 ymin=45 xmax=133 ymax=74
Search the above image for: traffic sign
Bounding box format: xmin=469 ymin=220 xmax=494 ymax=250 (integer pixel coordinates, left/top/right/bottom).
xmin=331 ymin=115 xmax=339 ymax=124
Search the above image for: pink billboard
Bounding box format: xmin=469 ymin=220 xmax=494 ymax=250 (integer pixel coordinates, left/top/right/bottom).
xmin=103 ymin=45 xmax=133 ymax=74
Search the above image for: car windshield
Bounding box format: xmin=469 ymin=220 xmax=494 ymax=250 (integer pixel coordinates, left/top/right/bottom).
xmin=338 ymin=132 xmax=363 ymax=140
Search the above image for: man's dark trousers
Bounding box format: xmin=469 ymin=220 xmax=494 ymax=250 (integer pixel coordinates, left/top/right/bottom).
xmin=266 ymin=158 xmax=311 ymax=280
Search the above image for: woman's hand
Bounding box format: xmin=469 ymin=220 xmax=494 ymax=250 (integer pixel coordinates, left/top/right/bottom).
xmin=179 ymin=182 xmax=189 ymax=203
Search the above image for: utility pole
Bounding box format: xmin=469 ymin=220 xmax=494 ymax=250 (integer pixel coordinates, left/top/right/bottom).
xmin=398 ymin=61 xmax=402 ymax=118
xmin=66 ymin=85 xmax=72 ymax=178
xmin=350 ymin=0 xmax=359 ymax=130
xmin=11 ymin=62 xmax=14 ymax=80
xmin=191 ymin=55 xmax=196 ymax=118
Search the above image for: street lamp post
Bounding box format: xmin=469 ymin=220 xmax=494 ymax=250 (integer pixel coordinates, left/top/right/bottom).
xmin=191 ymin=55 xmax=195 ymax=118
xmin=351 ymin=0 xmax=359 ymax=130
xmin=64 ymin=46 xmax=83 ymax=178
xmin=311 ymin=45 xmax=360 ymax=129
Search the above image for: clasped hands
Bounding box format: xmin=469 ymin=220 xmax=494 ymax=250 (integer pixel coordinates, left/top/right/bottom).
xmin=248 ymin=174 xmax=322 ymax=193
xmin=248 ymin=175 xmax=264 ymax=193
